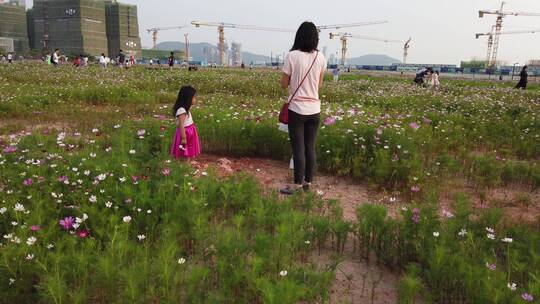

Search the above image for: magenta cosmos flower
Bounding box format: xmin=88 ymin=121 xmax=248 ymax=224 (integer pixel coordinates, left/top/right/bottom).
xmin=3 ymin=146 xmax=17 ymax=153
xmin=323 ymin=117 xmax=336 ymax=126
xmin=78 ymin=230 xmax=90 ymax=238
xmin=31 ymin=225 xmax=41 ymax=231
xmin=23 ymin=178 xmax=33 ymax=186
xmin=59 ymin=217 xmax=75 ymax=230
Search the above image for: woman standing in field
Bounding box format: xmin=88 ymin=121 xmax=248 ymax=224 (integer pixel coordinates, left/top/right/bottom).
xmin=280 ymin=21 xmax=327 ymax=195
xmin=516 ymin=66 xmax=528 ymax=90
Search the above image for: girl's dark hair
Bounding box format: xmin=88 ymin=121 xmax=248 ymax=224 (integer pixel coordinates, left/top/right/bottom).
xmin=172 ymin=86 xmax=196 ymax=117
xmin=522 ymin=65 xmax=528 ymax=71
xmin=291 ymin=22 xmax=319 ymax=52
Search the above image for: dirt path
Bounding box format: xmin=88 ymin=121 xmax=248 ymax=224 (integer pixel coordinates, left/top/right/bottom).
xmin=194 ymin=154 xmax=400 ymax=303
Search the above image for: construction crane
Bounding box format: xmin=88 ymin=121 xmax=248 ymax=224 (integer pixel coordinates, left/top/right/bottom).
xmin=191 ymin=21 xmax=388 ymax=66
xmin=479 ymin=1 xmax=540 ymax=68
xmin=403 ymin=38 xmax=412 ymax=64
xmin=316 ymin=21 xmax=387 ymax=32
xmin=329 ymin=32 xmax=401 ymax=66
xmin=476 ymin=28 xmax=540 ymax=68
xmin=146 ymin=26 xmax=189 ymax=50
xmin=191 ymin=21 xmax=294 ymax=65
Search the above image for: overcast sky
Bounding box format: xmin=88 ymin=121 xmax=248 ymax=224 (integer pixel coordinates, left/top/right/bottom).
xmin=26 ymin=0 xmax=540 ymax=65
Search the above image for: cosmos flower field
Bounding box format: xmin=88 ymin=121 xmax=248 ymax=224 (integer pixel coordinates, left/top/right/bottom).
xmin=0 ymin=64 xmax=539 ymax=303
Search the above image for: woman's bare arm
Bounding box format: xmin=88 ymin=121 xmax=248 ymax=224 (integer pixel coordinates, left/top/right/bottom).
xmin=319 ymin=70 xmax=324 ymax=89
xmin=281 ymin=73 xmax=291 ymax=89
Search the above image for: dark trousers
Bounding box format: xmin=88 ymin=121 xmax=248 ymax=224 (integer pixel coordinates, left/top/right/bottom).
xmin=288 ymin=110 xmax=320 ymax=184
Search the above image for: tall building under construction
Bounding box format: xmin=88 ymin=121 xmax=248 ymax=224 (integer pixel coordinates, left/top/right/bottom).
xmin=105 ymin=1 xmax=141 ymax=58
xmin=0 ymin=0 xmax=29 ymax=53
xmin=28 ymin=0 xmax=141 ymax=57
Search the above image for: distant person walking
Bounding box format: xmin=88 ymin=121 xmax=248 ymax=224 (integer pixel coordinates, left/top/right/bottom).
xmin=333 ymin=67 xmax=340 ymax=82
xmin=99 ymin=53 xmax=107 ymax=68
xmin=515 ymin=66 xmax=528 ymax=90
xmin=7 ymin=52 xmax=13 ymax=64
xmin=51 ymin=49 xmax=60 ymax=66
xmin=168 ymin=52 xmax=174 ymax=69
xmin=431 ymin=71 xmax=440 ymax=88
xmin=117 ymin=49 xmax=126 ymax=68
xmin=280 ymin=21 xmax=327 ymax=195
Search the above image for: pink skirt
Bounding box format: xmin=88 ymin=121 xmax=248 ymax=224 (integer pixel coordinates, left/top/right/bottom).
xmin=170 ymin=124 xmax=201 ymax=158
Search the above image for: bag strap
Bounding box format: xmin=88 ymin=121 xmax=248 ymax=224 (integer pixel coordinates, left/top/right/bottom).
xmin=287 ymin=51 xmax=319 ymax=104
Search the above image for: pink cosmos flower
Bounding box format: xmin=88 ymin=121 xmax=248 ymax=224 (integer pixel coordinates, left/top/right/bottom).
xmin=423 ymin=117 xmax=432 ymax=125
xmin=162 ymin=168 xmax=171 ymax=176
xmin=31 ymin=225 xmax=41 ymax=231
xmin=59 ymin=217 xmax=75 ymax=230
xmin=137 ymin=129 xmax=146 ymax=136
xmin=58 ymin=176 xmax=68 ymax=183
xmin=411 ymin=185 xmax=420 ymax=192
xmin=323 ymin=117 xmax=336 ymax=126
xmin=78 ymin=230 xmax=89 ymax=238
xmin=521 ymin=293 xmax=534 ymax=302
xmin=37 ymin=176 xmax=45 ymax=183
xmin=131 ymin=176 xmax=139 ymax=183
xmin=3 ymin=146 xmax=17 ymax=153
xmin=409 ymin=122 xmax=420 ymax=131
xmin=23 ymin=178 xmax=33 ymax=186
xmin=411 ymin=208 xmax=420 ymax=223
xmin=486 ymin=263 xmax=496 ymax=271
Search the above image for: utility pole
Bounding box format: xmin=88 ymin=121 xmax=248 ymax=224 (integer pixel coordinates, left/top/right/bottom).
xmin=184 ymin=33 xmax=189 ymax=63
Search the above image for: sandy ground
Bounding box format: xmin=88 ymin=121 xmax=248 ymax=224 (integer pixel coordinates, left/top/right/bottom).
xmin=193 ymin=154 xmax=401 ymax=303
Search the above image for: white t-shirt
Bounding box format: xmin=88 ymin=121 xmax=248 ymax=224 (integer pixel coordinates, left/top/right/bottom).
xmin=175 ymin=107 xmax=193 ymax=127
xmin=7 ymin=54 xmax=13 ymax=60
xmin=52 ymin=53 xmax=59 ymax=64
xmin=99 ymin=56 xmax=106 ymax=64
xmin=282 ymin=50 xmax=327 ymax=115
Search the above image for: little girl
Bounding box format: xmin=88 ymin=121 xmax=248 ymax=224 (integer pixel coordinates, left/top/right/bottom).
xmin=170 ymin=86 xmax=201 ymax=159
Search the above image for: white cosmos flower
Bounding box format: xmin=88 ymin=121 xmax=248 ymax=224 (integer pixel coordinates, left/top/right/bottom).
xmin=279 ymin=270 xmax=288 ymax=277
xmin=487 ymin=233 xmax=496 ymax=240
xmin=501 ymin=237 xmax=513 ymax=243
xmin=105 ymin=201 xmax=113 ymax=208
xmin=84 ymin=170 xmax=91 ymax=176
xmin=26 ymin=236 xmax=37 ymax=246
xmin=129 ymin=149 xmax=136 ymax=155
xmin=507 ymin=282 xmax=517 ymax=291
xmin=14 ymin=203 xmax=25 ymax=212
xmin=0 ymin=207 xmax=6 ymax=214
xmin=123 ymin=216 xmax=132 ymax=223
xmin=304 ymin=240 xmax=311 ymax=245
xmin=92 ymin=128 xmax=99 ymax=133
xmin=89 ymin=195 xmax=97 ymax=203
xmin=458 ymin=229 xmax=468 ymax=237
xmin=486 ymin=227 xmax=495 ymax=233
xmin=46 ymin=243 xmax=55 ymax=249
xmin=137 ymin=235 xmax=146 ymax=241
xmin=97 ymin=173 xmax=107 ymax=181
xmin=26 ymin=254 xmax=34 ymax=260
xmin=178 ymin=257 xmax=186 ymax=264
xmin=433 ymin=232 xmax=440 ymax=238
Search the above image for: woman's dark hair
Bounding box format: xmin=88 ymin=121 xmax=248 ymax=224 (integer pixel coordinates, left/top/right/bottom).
xmin=172 ymin=86 xmax=196 ymax=117
xmin=522 ymin=65 xmax=528 ymax=71
xmin=291 ymin=22 xmax=319 ymax=52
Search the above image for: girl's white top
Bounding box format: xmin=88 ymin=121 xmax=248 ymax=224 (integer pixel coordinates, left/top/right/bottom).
xmin=282 ymin=50 xmax=327 ymax=116
xmin=176 ymin=107 xmax=194 ymax=127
